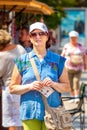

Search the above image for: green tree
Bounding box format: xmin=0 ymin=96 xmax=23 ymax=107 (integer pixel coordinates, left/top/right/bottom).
xmin=15 ymin=0 xmax=77 ymax=29
xmin=36 ymin=0 xmax=76 ymax=29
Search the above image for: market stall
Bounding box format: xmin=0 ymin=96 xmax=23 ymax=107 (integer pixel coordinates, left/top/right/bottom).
xmin=0 ymin=0 xmax=54 ymax=15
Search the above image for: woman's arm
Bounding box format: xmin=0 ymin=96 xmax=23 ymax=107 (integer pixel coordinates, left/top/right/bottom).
xmin=9 ymin=65 xmax=44 ymax=95
xmin=9 ymin=65 xmax=32 ymax=95
xmin=61 ymin=49 xmax=65 ymax=56
xmin=43 ymin=67 xmax=71 ymax=93
xmin=52 ymin=67 xmax=71 ymax=93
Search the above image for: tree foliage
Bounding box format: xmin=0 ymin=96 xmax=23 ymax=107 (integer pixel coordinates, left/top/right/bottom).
xmin=15 ymin=0 xmax=79 ymax=29
xmin=36 ymin=0 xmax=77 ymax=29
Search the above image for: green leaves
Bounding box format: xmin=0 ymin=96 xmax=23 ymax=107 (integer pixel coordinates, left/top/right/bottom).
xmin=37 ymin=0 xmax=76 ymax=28
xmin=15 ymin=0 xmax=77 ymax=29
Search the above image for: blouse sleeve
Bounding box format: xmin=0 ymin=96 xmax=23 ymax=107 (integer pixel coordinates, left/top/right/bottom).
xmin=14 ymin=53 xmax=29 ymax=76
xmin=57 ymin=55 xmax=66 ymax=79
xmin=14 ymin=56 xmax=23 ymax=75
xmin=79 ymin=43 xmax=87 ymax=54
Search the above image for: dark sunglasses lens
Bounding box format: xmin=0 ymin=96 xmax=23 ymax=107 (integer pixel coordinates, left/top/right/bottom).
xmin=31 ymin=33 xmax=37 ymax=37
xmin=39 ymin=32 xmax=46 ymax=36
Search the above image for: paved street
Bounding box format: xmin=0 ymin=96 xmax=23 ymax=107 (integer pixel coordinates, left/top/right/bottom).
xmin=62 ymin=71 xmax=87 ymax=130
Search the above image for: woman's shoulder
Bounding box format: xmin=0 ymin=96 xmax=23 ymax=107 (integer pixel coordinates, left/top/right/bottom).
xmin=15 ymin=53 xmax=28 ymax=62
xmin=48 ymin=49 xmax=59 ymax=57
xmin=16 ymin=44 xmax=24 ymax=48
xmin=78 ymin=43 xmax=86 ymax=53
xmin=47 ymin=50 xmax=66 ymax=62
xmin=63 ymin=43 xmax=70 ymax=48
xmin=16 ymin=44 xmax=26 ymax=52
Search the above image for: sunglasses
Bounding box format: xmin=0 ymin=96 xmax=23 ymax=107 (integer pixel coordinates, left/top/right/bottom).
xmin=30 ymin=32 xmax=47 ymax=37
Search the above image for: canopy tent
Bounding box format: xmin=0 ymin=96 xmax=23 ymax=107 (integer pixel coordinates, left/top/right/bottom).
xmin=0 ymin=0 xmax=54 ymax=15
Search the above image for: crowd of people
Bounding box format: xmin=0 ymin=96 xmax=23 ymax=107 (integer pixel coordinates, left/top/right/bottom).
xmin=0 ymin=21 xmax=87 ymax=130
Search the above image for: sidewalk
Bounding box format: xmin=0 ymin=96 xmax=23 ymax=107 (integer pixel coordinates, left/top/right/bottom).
xmin=62 ymin=71 xmax=87 ymax=130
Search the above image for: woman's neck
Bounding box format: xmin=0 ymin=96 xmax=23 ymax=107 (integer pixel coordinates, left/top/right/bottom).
xmin=70 ymin=42 xmax=77 ymax=48
xmin=33 ymin=46 xmax=46 ymax=59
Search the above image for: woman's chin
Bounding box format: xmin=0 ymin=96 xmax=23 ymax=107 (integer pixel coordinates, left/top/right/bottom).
xmin=35 ymin=43 xmax=42 ymax=46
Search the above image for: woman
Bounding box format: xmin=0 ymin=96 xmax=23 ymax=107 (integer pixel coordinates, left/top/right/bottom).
xmin=0 ymin=29 xmax=26 ymax=130
xmin=9 ymin=22 xmax=71 ymax=130
xmin=61 ymin=30 xmax=86 ymax=103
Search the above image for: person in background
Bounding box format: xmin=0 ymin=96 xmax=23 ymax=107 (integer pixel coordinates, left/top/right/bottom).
xmin=2 ymin=21 xmax=8 ymax=31
xmin=9 ymin=22 xmax=71 ymax=130
xmin=61 ymin=30 xmax=87 ymax=103
xmin=19 ymin=26 xmax=32 ymax=52
xmin=0 ymin=29 xmax=26 ymax=130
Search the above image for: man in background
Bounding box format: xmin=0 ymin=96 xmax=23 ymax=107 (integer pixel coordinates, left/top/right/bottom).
xmin=19 ymin=26 xmax=32 ymax=52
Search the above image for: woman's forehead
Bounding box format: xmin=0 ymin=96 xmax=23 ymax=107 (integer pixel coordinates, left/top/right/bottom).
xmin=31 ymin=29 xmax=44 ymax=33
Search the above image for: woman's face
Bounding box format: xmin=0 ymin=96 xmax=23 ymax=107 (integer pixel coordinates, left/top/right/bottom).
xmin=29 ymin=29 xmax=48 ymax=48
xmin=70 ymin=36 xmax=78 ymax=45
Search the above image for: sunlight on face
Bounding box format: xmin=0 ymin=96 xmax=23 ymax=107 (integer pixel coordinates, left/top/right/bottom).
xmin=29 ymin=29 xmax=48 ymax=47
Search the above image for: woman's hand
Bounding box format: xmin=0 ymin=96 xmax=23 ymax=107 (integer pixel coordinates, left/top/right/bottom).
xmin=42 ymin=77 xmax=54 ymax=88
xmin=29 ymin=81 xmax=44 ymax=91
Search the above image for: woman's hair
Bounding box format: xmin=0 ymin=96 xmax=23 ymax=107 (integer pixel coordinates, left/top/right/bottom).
xmin=0 ymin=29 xmax=11 ymax=47
xmin=46 ymin=33 xmax=51 ymax=49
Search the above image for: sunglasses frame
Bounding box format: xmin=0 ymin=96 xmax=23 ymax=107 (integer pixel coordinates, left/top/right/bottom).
xmin=30 ymin=32 xmax=47 ymax=37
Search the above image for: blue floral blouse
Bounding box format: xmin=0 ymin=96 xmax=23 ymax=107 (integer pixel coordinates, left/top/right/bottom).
xmin=15 ymin=49 xmax=66 ymax=121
